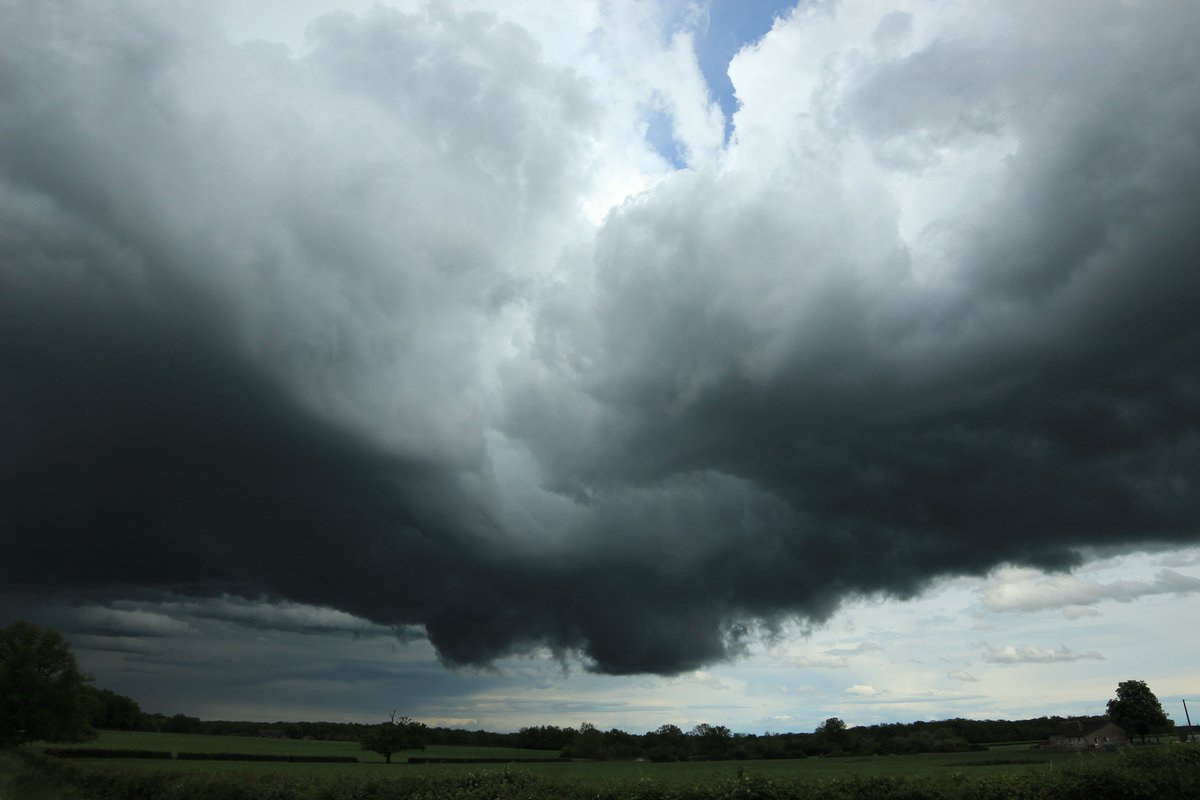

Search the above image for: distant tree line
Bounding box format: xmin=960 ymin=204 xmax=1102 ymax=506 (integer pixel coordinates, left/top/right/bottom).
xmin=3 ymin=622 xmax=1178 ymax=761
xmin=84 ymin=699 xmax=1091 ymax=760
xmin=505 ymin=716 xmax=1080 ymax=761
xmin=111 ymin=705 xmax=1176 ymax=761
xmin=78 ymin=700 xmax=1183 ymax=761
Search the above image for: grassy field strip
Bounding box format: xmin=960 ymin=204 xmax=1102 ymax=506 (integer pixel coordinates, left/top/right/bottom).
xmin=25 ymin=731 xmax=1126 ymax=786
xmin=9 ymin=747 xmax=1200 ymax=800
xmin=392 ymin=750 xmax=1104 ymax=785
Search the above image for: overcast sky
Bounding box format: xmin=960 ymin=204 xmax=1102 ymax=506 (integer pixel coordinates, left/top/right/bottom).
xmin=2 ymin=0 xmax=1198 ymax=733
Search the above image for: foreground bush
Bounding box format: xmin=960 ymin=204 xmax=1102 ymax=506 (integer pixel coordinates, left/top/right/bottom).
xmin=12 ymin=745 xmax=1199 ymax=800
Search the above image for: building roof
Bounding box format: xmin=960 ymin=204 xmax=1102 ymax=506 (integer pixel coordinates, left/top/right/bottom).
xmin=1048 ymin=718 xmax=1122 ymax=738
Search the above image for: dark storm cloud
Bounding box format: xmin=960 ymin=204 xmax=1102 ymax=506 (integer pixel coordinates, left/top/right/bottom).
xmin=499 ymin=0 xmax=1200 ymax=667
xmin=2 ymin=0 xmax=1199 ymax=677
xmin=0 ymin=0 xmax=591 ymax=657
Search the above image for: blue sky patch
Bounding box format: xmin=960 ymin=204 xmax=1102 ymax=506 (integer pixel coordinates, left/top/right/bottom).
xmin=644 ymin=104 xmax=688 ymax=168
xmin=695 ymin=0 xmax=797 ymax=141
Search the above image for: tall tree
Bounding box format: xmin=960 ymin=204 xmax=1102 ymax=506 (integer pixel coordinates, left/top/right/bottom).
xmin=0 ymin=621 xmax=94 ymax=746
xmin=1106 ymin=679 xmax=1171 ymax=743
xmin=569 ymin=721 xmax=608 ymax=759
xmin=691 ymin=723 xmax=733 ymax=758
xmin=816 ymin=717 xmax=848 ymax=736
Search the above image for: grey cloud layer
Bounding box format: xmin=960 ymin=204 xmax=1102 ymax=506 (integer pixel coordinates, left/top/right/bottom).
xmin=2 ymin=1 xmax=1199 ymax=676
xmin=982 ymin=645 xmax=1104 ymax=665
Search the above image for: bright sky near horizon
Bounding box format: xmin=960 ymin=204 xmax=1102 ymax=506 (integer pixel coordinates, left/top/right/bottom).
xmin=2 ymin=0 xmax=1199 ymax=733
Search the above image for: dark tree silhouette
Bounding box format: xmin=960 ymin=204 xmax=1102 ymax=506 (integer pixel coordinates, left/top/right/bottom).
xmin=86 ymin=686 xmax=143 ymax=732
xmin=0 ymin=621 xmax=94 ymax=746
xmin=1107 ymin=679 xmax=1171 ymax=743
xmin=360 ymin=710 xmax=427 ymax=763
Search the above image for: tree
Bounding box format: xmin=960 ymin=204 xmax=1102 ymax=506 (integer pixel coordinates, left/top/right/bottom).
xmin=360 ymin=711 xmax=426 ymax=763
xmin=1106 ymin=679 xmax=1171 ymax=743
xmin=85 ymin=687 xmax=143 ymax=732
xmin=163 ymin=713 xmax=201 ymax=734
xmin=691 ymin=723 xmax=733 ymax=758
xmin=815 ymin=717 xmax=849 ymax=750
xmin=816 ymin=717 xmax=847 ymax=737
xmin=567 ymin=721 xmax=607 ymax=759
xmin=644 ymin=723 xmax=686 ymax=762
xmin=515 ymin=724 xmax=575 ymax=750
xmin=0 ymin=621 xmax=94 ymax=746
xmin=653 ymin=723 xmax=684 ymax=739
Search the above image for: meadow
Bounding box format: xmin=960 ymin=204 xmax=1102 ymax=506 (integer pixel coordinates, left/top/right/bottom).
xmin=34 ymin=729 xmax=1087 ymax=780
xmin=5 ymin=729 xmax=1197 ymax=798
xmin=53 ymin=730 xmax=560 ymax=765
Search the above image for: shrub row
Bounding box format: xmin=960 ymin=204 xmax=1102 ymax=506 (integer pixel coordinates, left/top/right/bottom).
xmin=44 ymin=748 xmax=356 ymax=763
xmin=408 ymin=756 xmax=565 ymax=764
xmin=176 ymin=752 xmax=289 ymax=762
xmin=176 ymin=752 xmax=359 ymax=763
xmin=44 ymin=748 xmax=172 ymax=759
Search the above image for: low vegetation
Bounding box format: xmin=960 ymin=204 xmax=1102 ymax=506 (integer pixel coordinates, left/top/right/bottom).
xmin=4 ymin=743 xmax=1198 ymax=800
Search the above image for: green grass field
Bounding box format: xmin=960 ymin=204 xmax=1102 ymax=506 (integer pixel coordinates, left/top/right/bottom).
xmin=10 ymin=736 xmax=1199 ymax=800
xmin=27 ymin=730 xmax=1112 ymax=784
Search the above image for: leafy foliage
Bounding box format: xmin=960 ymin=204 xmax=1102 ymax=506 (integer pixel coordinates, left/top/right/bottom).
xmin=0 ymin=621 xmax=94 ymax=746
xmin=515 ymin=724 xmax=577 ymax=750
xmin=360 ymin=713 xmax=427 ymax=763
xmin=85 ymin=687 xmax=143 ymax=732
xmin=1107 ymin=679 xmax=1172 ymax=742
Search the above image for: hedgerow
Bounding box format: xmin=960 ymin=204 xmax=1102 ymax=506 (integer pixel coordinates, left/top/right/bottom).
xmin=44 ymin=748 xmax=173 ymax=759
xmin=176 ymin=752 xmax=292 ymax=762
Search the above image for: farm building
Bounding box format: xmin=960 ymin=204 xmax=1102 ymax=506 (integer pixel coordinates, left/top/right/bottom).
xmin=1047 ymin=719 xmax=1127 ymax=749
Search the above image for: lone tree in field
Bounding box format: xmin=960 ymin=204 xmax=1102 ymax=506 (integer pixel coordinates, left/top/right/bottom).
xmin=0 ymin=621 xmax=94 ymax=746
xmin=1106 ymin=679 xmax=1171 ymax=743
xmin=361 ymin=711 xmax=426 ymax=763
